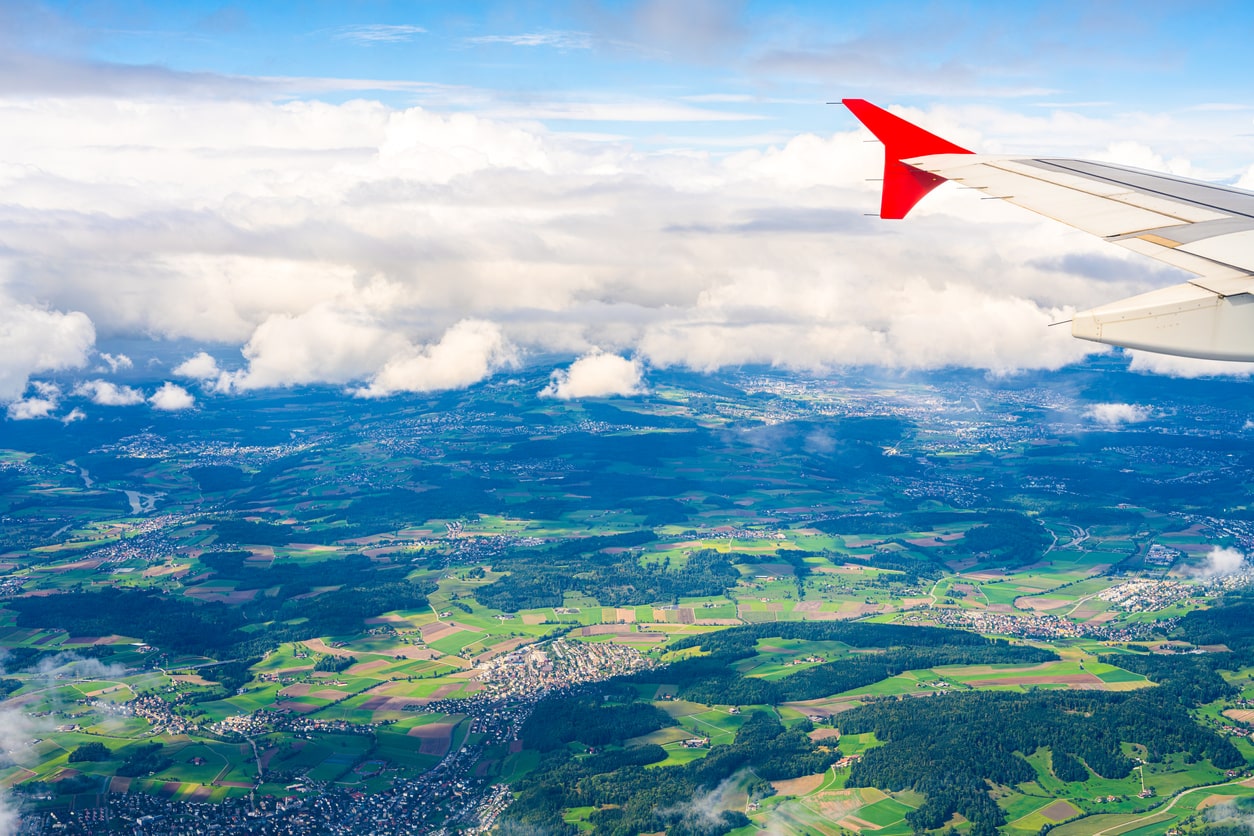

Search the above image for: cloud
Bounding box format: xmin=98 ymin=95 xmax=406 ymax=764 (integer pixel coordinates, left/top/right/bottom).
xmin=61 ymin=407 xmax=85 ymax=424
xmin=0 ymin=704 xmax=39 ymax=762
xmin=658 ymin=770 xmax=746 ymax=831
xmin=73 ymin=379 xmax=145 ymax=406
xmin=6 ymin=381 xmax=62 ymax=420
xmin=2 ymin=89 xmax=1235 ymax=397
xmin=1127 ymin=350 xmax=1254 ymax=378
xmin=98 ymin=352 xmax=132 ymax=372
xmin=541 ymin=353 xmax=645 ymax=399
xmin=174 ymin=351 xmax=221 ymax=379
xmin=1084 ymin=403 xmax=1151 ymax=426
xmin=467 ymin=31 xmax=593 ymax=50
xmin=1190 ymin=546 xmax=1248 ymax=579
xmin=0 ymin=300 xmax=94 ymax=403
xmin=357 ymin=320 xmax=516 ymax=397
xmin=34 ymin=653 xmax=127 ymax=681
xmin=0 ymin=789 xmax=20 ymax=836
xmin=226 ymin=304 xmax=409 ymax=391
xmin=149 ymin=382 xmax=195 ymax=411
xmin=6 ymin=395 xmax=56 ymax=420
xmin=0 ymin=704 xmax=39 ymax=835
xmin=331 ymin=24 xmax=426 ymax=45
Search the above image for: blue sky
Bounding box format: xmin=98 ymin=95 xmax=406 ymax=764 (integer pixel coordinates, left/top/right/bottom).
xmin=18 ymin=1 xmax=1254 ymax=145
xmin=4 ymin=0 xmax=1254 ymax=419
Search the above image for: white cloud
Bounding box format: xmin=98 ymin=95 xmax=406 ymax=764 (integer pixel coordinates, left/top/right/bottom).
xmin=148 ymin=382 xmax=195 ymax=411
xmin=226 ymin=304 xmax=409 ymax=391
xmin=6 ymin=396 xmax=56 ymax=420
xmin=7 ymin=382 xmax=61 ymax=420
xmin=173 ymin=351 xmax=222 ymax=380
xmin=1127 ymin=350 xmax=1254 ymax=378
xmin=467 ymin=31 xmax=593 ymax=50
xmin=61 ymin=407 xmax=85 ymax=424
xmin=541 ymin=353 xmax=645 ymax=399
xmin=0 ymin=789 xmax=21 ymax=836
xmin=2 ymin=91 xmax=1245 ymax=395
xmin=0 ymin=299 xmax=94 ymax=403
xmin=73 ymin=379 xmax=144 ymax=406
xmin=332 ymin=24 xmax=426 ymax=45
xmin=0 ymin=701 xmax=40 ymax=834
xmin=98 ymin=352 xmax=132 ymax=373
xmin=1190 ymin=546 xmax=1248 ymax=579
xmin=357 ymin=320 xmax=515 ymax=397
xmin=1084 ymin=402 xmax=1151 ymax=426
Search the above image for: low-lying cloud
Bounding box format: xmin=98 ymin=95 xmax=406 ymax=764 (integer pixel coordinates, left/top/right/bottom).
xmin=0 ymin=299 xmax=94 ymax=403
xmin=149 ymin=382 xmax=195 ymax=411
xmin=1084 ymin=402 xmax=1151 ymax=426
xmin=541 ymin=353 xmax=644 ymax=399
xmin=1191 ymin=546 xmax=1248 ymax=579
xmin=73 ymin=379 xmax=145 ymax=406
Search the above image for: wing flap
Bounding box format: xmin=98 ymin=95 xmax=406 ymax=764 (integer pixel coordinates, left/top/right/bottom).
xmin=1116 ymin=236 xmax=1249 ymax=280
xmin=1177 ymin=229 xmax=1254 ymax=271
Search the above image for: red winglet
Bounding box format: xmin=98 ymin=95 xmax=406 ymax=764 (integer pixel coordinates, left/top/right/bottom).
xmin=842 ymin=99 xmax=972 ymax=219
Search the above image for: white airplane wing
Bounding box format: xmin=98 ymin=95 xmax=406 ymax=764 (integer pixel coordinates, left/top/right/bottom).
xmin=843 ymin=98 xmax=1254 ymax=361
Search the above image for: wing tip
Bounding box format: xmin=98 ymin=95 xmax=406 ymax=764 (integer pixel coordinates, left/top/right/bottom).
xmin=842 ymin=99 xmax=972 ymax=219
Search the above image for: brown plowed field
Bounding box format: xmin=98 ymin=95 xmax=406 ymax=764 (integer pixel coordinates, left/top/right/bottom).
xmin=408 ymin=722 xmax=455 ymax=756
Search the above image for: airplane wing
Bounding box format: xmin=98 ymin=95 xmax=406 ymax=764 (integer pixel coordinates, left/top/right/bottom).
xmin=843 ymin=98 xmax=1254 ymax=362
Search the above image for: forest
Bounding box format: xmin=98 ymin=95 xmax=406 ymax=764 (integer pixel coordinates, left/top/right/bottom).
xmin=504 ymin=705 xmax=835 ymax=836
xmin=657 ymin=621 xmax=1057 ymax=705
xmin=841 ymin=651 xmax=1244 ymax=836
xmin=7 ymin=552 xmax=435 ymax=658
xmin=471 ymin=535 xmax=742 ymax=610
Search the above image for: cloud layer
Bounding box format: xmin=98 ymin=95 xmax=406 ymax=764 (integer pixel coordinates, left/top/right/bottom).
xmin=7 ymin=85 xmax=1247 ymax=408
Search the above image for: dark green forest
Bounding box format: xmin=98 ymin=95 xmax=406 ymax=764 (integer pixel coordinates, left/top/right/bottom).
xmin=7 ymin=553 xmax=435 ymax=659
xmin=841 ymin=651 xmax=1244 ymax=836
xmin=657 ymin=621 xmax=1056 ymax=705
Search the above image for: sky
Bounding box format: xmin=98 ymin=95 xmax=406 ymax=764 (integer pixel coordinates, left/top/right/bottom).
xmin=5 ymin=0 xmax=1254 ymax=419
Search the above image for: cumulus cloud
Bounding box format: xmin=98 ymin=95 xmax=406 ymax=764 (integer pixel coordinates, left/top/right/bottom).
xmin=1084 ymin=403 xmax=1151 ymax=426
xmin=357 ymin=320 xmax=516 ymax=397
xmin=7 ymin=395 xmax=56 ymax=420
xmin=1190 ymin=546 xmax=1248 ymax=579
xmin=2 ymin=86 xmax=1240 ymax=396
xmin=73 ymin=379 xmax=144 ymax=406
xmin=224 ymin=304 xmax=407 ymax=391
xmin=0 ymin=300 xmax=94 ymax=403
xmin=149 ymin=382 xmax=195 ymax=411
xmin=541 ymin=353 xmax=645 ymax=399
xmin=6 ymin=381 xmax=62 ymax=420
xmin=173 ymin=351 xmax=223 ymax=381
xmin=97 ymin=352 xmax=132 ymax=373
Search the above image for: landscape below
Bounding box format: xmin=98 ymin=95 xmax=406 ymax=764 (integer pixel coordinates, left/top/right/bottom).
xmin=3 ymin=362 xmax=1254 ymax=836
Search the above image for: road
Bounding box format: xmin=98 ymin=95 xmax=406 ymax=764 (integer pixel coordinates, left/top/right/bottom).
xmin=1090 ymin=775 xmax=1249 ymax=836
